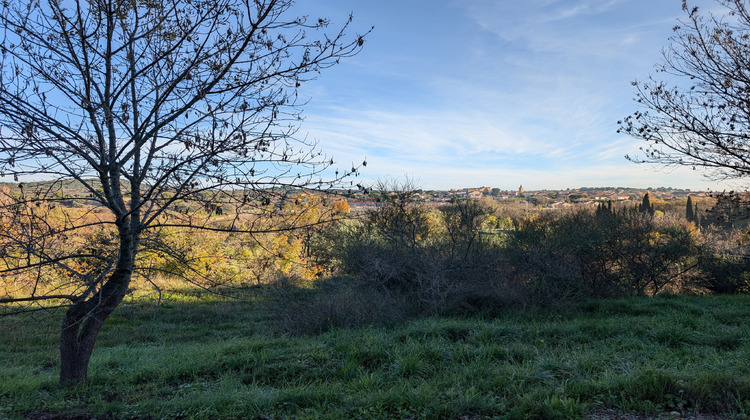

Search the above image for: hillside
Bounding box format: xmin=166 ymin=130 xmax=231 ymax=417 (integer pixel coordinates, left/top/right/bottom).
xmin=1 ymin=290 xmax=749 ymax=419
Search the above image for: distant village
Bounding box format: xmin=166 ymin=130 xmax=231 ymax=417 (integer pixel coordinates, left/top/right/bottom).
xmin=348 ymin=185 xmax=709 ymax=211
xmin=0 ymin=180 xmax=717 ymax=217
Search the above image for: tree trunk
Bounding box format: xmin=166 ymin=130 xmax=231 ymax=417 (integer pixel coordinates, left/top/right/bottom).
xmin=60 ymin=307 xmax=104 ymax=385
xmin=59 ymin=228 xmax=137 ymax=385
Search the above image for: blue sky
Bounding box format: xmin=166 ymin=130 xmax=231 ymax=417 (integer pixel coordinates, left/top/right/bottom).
xmin=293 ymin=0 xmax=738 ymax=191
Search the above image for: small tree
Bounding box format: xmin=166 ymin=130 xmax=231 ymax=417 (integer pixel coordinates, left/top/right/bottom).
xmin=702 ymin=192 xmax=750 ymax=229
xmin=619 ymin=0 xmax=750 ymax=179
xmin=640 ymin=193 xmax=655 ymax=216
xmin=686 ymin=196 xmax=695 ymax=222
xmin=0 ymin=0 xmax=369 ymax=384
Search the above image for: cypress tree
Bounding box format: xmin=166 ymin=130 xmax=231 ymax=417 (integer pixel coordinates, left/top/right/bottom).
xmin=686 ymin=196 xmax=695 ymax=222
xmin=695 ymin=203 xmax=700 ymax=225
xmin=640 ymin=193 xmax=655 ymax=216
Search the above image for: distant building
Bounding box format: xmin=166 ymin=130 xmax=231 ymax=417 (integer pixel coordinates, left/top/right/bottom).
xmin=517 ymin=185 xmax=525 ymax=197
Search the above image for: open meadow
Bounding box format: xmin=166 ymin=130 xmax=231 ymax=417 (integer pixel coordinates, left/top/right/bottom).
xmin=2 ymin=288 xmax=749 ymax=419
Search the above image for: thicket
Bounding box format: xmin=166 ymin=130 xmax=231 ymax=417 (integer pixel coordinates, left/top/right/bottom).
xmin=5 ymin=186 xmax=749 ymax=335
xmin=0 ymin=191 xmax=331 ymax=303
xmin=283 ymin=192 xmax=750 ymax=333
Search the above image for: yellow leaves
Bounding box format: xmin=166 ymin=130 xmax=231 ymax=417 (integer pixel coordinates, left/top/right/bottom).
xmin=138 ymin=211 xmax=323 ymax=286
xmin=422 ymin=210 xmax=444 ymax=239
xmin=684 ymin=220 xmax=700 ymax=238
xmin=332 ymin=200 xmax=350 ymax=214
xmin=2 ymin=191 xmax=345 ymax=290
xmin=269 ymin=234 xmax=302 ymax=275
xmin=281 ymin=192 xmax=324 ymax=226
xmin=644 ymin=231 xmax=662 ymax=245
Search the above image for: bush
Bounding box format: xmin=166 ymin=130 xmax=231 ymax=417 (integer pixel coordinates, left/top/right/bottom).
xmin=506 ymin=209 xmax=703 ymax=299
xmin=316 ymin=189 xmax=514 ymax=315
xmin=695 ymin=251 xmax=750 ymax=294
xmin=310 ymin=193 xmax=742 ymax=324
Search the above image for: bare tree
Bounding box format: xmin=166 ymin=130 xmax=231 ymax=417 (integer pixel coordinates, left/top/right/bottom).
xmin=619 ymin=0 xmax=750 ymax=180
xmin=0 ymin=0 xmax=370 ymax=384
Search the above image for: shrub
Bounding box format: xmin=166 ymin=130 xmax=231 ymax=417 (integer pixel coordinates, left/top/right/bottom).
xmin=312 ymin=193 xmax=739 ymax=323
xmin=321 ymin=189 xmax=513 ymax=314
xmin=694 ymin=251 xmax=750 ymax=294
xmin=504 ymin=209 xmax=703 ymax=300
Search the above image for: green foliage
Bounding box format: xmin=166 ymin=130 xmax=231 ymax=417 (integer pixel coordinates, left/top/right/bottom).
xmin=639 ymin=193 xmax=655 ymax=216
xmin=502 ymin=209 xmax=703 ymax=299
xmin=686 ymin=196 xmax=696 ymax=223
xmin=701 ymin=193 xmax=750 ymax=230
xmin=694 ymin=249 xmax=750 ymax=294
xmin=568 ymin=193 xmax=588 ymax=201
xmin=318 ymin=191 xmax=743 ymax=318
xmin=480 ymin=214 xmax=513 ymax=230
xmin=325 ymin=194 xmax=508 ymax=314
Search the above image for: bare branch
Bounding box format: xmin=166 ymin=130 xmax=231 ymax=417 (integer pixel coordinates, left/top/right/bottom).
xmin=0 ymin=0 xmax=369 ymax=384
xmin=620 ymin=0 xmax=750 ymax=182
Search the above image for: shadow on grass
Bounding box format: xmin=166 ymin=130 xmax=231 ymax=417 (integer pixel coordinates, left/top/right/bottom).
xmin=2 ymin=288 xmax=750 ymax=419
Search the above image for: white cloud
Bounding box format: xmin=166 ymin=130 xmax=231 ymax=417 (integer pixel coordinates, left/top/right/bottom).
xmin=545 ymin=0 xmax=624 ymax=21
xmin=294 ymin=0 xmax=736 ymax=191
xmin=304 ymin=107 xmax=549 ymax=161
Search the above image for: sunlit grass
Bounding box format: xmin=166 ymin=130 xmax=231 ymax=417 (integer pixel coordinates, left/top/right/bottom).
xmin=1 ymin=293 xmax=750 ymax=419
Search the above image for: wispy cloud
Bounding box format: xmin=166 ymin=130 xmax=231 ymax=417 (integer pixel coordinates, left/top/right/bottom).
xmin=305 ymin=107 xmax=549 ymax=160
xmin=293 ymin=0 xmax=734 ymax=190
xmin=544 ymin=0 xmax=625 ymax=21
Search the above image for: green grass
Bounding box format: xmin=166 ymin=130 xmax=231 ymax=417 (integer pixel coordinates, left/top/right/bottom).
xmin=2 ymin=293 xmax=750 ymax=419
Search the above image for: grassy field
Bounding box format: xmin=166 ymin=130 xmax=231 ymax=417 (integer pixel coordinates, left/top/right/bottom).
xmin=1 ymin=290 xmax=750 ymax=419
